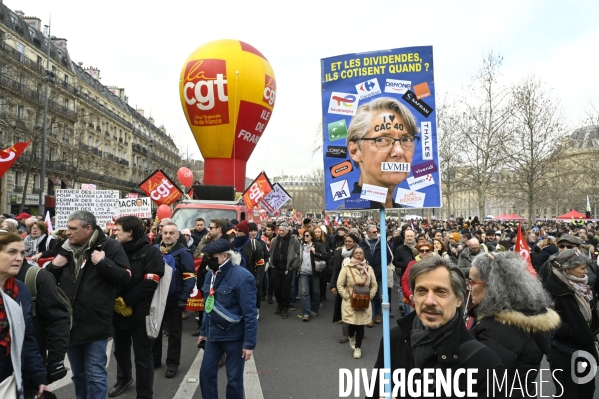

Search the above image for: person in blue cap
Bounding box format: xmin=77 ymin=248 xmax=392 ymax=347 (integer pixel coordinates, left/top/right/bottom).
xmin=197 ymin=238 xmax=258 ymax=399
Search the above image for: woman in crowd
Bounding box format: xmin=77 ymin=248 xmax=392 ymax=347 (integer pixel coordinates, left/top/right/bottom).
xmin=297 ymin=230 xmax=329 ymax=321
xmin=0 ymin=233 xmax=50 ymax=398
xmin=336 ymin=247 xmax=377 ymax=359
xmin=314 ymin=226 xmax=332 ymax=303
xmin=331 ymin=233 xmax=360 ymax=343
xmin=432 ymin=238 xmax=450 ymax=260
xmin=109 ymin=216 xmax=165 ymax=398
xmin=400 ymin=241 xmax=434 ymax=314
xmin=0 ymin=220 xmax=18 ymax=234
xmin=26 ymin=222 xmax=57 ymax=263
xmin=537 ymin=236 xmax=558 ymax=270
xmin=544 ymin=249 xmax=599 ymax=398
xmin=468 ymin=252 xmax=559 ymax=397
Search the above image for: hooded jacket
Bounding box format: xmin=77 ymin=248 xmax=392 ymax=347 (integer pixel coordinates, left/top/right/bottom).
xmin=471 ymin=308 xmax=560 ymax=397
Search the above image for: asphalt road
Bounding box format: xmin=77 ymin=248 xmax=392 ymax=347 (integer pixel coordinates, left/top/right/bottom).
xmin=50 ymin=294 xmax=599 ymax=398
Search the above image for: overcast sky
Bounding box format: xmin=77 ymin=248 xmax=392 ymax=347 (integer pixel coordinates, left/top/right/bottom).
xmin=13 ymin=0 xmax=599 ymax=179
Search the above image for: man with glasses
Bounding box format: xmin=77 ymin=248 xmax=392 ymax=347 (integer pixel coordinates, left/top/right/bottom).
xmin=152 ymin=222 xmax=195 ymax=378
xmin=359 ymin=225 xmax=391 ymax=327
xmin=346 ymin=97 xmax=420 ymax=209
xmin=269 ymin=223 xmax=301 ymax=319
xmin=538 ymin=235 xmax=583 ymax=283
xmin=457 ymin=238 xmax=481 ymax=277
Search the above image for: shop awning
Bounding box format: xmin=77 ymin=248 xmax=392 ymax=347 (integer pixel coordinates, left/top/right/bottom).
xmin=61 ymin=179 xmax=72 ymax=187
xmin=48 ymin=177 xmax=59 ymax=185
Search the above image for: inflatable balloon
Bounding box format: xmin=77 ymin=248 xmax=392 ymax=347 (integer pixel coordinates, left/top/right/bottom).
xmin=179 ymin=39 xmax=276 ymax=192
xmin=177 ymin=167 xmax=194 ymax=187
xmin=156 ymin=204 xmax=172 ymax=220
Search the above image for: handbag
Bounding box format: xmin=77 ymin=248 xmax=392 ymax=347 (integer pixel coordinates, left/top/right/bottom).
xmin=315 ymin=260 xmax=327 ymax=273
xmin=0 ymin=373 xmax=17 ymax=399
xmin=348 ymin=266 xmax=370 ymax=310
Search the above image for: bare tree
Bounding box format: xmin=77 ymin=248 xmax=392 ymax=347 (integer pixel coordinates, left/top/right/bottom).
xmin=501 ymin=76 xmax=569 ymax=226
xmin=458 ymin=52 xmax=511 ymax=217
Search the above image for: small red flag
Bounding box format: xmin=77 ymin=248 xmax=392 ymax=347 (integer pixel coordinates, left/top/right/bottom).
xmin=324 ymin=214 xmax=330 ymax=226
xmin=0 ymin=141 xmax=31 ymax=179
xmin=515 ymin=223 xmax=537 ymax=277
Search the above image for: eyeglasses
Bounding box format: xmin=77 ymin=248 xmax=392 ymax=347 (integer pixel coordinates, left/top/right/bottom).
xmin=419 ymin=249 xmax=431 ymax=253
xmin=209 ymin=226 xmax=217 ymax=230
xmin=558 ymin=244 xmax=576 ymax=249
xmin=304 ymin=234 xmax=311 ymax=237
xmin=466 ymin=278 xmax=484 ymax=290
xmin=357 ymin=135 xmax=420 ymax=151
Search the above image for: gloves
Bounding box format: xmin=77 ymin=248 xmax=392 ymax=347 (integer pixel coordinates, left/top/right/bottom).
xmin=114 ymin=297 xmax=133 ymax=316
xmin=47 ymin=361 xmax=67 ymax=383
xmin=177 ymin=301 xmax=187 ymax=310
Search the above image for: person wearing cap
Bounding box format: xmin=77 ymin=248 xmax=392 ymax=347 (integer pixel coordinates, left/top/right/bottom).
xmin=181 ymin=228 xmax=197 ymax=253
xmin=232 ymin=221 xmax=265 ymax=318
xmin=538 ymin=235 xmax=583 ymax=283
xmin=197 ymin=239 xmax=258 ymax=399
xmin=15 ymin=212 xmax=30 ymax=233
xmin=268 ymin=223 xmax=301 ymax=319
xmin=483 ymin=228 xmax=504 ymax=253
xmin=544 ymin=249 xmax=598 ymax=398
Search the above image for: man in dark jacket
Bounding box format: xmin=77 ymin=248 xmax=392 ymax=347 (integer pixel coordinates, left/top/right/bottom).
xmin=359 ymin=225 xmax=391 ymax=326
xmin=109 ymin=216 xmax=165 ymax=398
xmin=538 ymin=235 xmax=582 ymax=282
xmin=46 ymin=210 xmax=131 ymax=399
xmin=368 ymin=257 xmax=505 ymax=398
xmin=15 ymin=259 xmax=70 ymax=385
xmin=190 ymin=217 xmax=208 ymax=247
xmin=392 ymin=229 xmax=416 ymax=277
xmin=152 ymin=221 xmax=195 ymax=378
xmin=269 ymin=223 xmax=301 ymax=319
xmin=249 ymin=222 xmax=269 ymax=306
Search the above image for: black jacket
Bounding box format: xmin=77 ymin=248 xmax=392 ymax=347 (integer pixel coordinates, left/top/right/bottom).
xmin=191 ymin=228 xmax=208 ymax=246
xmin=368 ymin=312 xmax=505 ymax=398
xmin=114 ymin=235 xmax=165 ymax=329
xmin=15 ymin=260 xmax=70 ymax=366
xmin=536 ymin=245 xmax=558 ymax=274
xmin=159 ymin=242 xmax=196 ymax=308
xmin=298 ymin=241 xmax=330 ymax=277
xmin=392 ymin=244 xmax=415 ymax=277
xmin=471 ymin=308 xmax=560 ymax=397
xmin=46 ymin=227 xmax=131 ymax=346
xmin=543 ymin=270 xmax=599 ymax=362
xmin=37 ymin=234 xmax=58 ymax=258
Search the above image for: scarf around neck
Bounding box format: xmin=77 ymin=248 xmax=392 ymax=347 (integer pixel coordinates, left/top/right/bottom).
xmin=341 ymin=246 xmax=355 ymax=258
xmin=0 ymin=277 xmax=19 ymax=355
xmin=554 ymin=268 xmax=592 ymax=321
xmin=349 ymin=257 xmax=369 ymax=285
xmin=410 ymin=310 xmax=460 ymax=369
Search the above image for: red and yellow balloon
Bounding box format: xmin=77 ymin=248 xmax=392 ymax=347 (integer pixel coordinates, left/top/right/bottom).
xmin=179 ymin=40 xmax=276 ymax=192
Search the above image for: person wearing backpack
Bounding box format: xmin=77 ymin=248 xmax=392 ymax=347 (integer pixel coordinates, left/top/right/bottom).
xmin=108 ymin=216 xmax=164 ymax=398
xmin=151 ymin=222 xmax=195 ymax=379
xmin=14 ymin=257 xmax=70 ymax=386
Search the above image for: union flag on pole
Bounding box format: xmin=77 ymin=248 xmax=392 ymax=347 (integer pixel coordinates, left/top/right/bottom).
xmin=0 ymin=141 xmax=31 ymax=179
xmin=324 ymin=214 xmax=330 ymax=226
xmin=515 ymin=223 xmax=537 ymax=277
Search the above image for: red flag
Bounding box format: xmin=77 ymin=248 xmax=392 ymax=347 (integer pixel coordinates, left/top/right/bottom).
xmin=515 ymin=223 xmax=537 ymax=277
xmin=0 ymin=141 xmax=31 ymax=179
xmin=139 ymin=170 xmax=183 ymax=206
xmin=324 ymin=214 xmax=330 ymax=226
xmin=242 ymin=172 xmax=273 ymax=210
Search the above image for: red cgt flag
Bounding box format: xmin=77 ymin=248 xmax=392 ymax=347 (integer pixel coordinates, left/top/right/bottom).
xmin=139 ymin=170 xmax=183 ymax=206
xmin=0 ymin=141 xmax=31 ymax=179
xmin=515 ymin=223 xmax=537 ymax=277
xmin=242 ymin=172 xmax=273 ymax=210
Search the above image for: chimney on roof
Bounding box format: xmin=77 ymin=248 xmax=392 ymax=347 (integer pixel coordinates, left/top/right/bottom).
xmin=51 ymin=37 xmax=67 ymax=51
xmin=137 ymin=109 xmax=144 ymax=117
xmin=159 ymin=125 xmax=166 ymax=133
xmin=15 ymin=10 xmax=25 ymax=17
xmin=84 ymin=66 xmax=101 ymax=81
xmin=22 ymin=16 xmax=41 ymax=31
xmin=149 ymin=117 xmax=155 ymax=125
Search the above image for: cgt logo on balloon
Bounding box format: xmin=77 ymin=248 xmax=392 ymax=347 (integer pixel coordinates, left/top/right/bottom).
xmin=263 ymin=75 xmax=276 ymax=106
xmin=182 ymin=59 xmax=229 ymax=126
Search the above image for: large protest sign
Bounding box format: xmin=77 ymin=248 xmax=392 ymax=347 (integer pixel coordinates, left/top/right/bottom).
xmin=55 ymin=189 xmax=119 ymax=229
xmin=321 ymin=46 xmax=440 ymax=210
xmin=260 ymin=183 xmax=291 ymax=214
xmin=119 ymin=197 xmax=152 ymax=218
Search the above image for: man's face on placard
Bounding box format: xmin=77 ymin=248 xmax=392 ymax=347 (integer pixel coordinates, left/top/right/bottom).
xmin=348 ymin=110 xmax=415 ymax=189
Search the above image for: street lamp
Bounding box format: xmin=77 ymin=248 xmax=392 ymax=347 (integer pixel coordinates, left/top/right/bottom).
xmin=38 ymin=22 xmax=53 ymax=216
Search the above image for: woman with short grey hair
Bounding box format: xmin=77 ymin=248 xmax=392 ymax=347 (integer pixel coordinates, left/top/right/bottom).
xmin=467 ymin=252 xmax=559 ymax=397
xmin=544 ymin=249 xmax=599 ymax=398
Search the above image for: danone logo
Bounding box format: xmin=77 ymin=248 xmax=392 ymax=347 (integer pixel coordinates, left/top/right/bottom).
xmin=182 ymin=59 xmax=229 ymax=126
xmin=263 ymin=75 xmax=277 ymax=106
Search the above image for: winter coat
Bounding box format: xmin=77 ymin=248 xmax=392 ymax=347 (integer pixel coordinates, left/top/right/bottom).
xmin=36 ymin=234 xmax=57 ymax=258
xmin=298 ymin=241 xmax=330 ymax=277
xmin=359 ymin=237 xmax=391 ymax=281
xmin=114 ymin=235 xmax=165 ymax=329
xmin=367 ymin=311 xmax=506 ymax=399
xmin=457 ymin=248 xmax=476 ymax=276
xmin=401 ymin=259 xmax=418 ymax=306
xmin=392 ymin=244 xmax=415 ymax=277
xmin=191 ymin=228 xmax=208 ymax=246
xmin=46 ymin=227 xmax=131 ymax=346
xmin=543 ymin=270 xmax=599 ymax=362
xmin=158 ymin=243 xmax=196 ymax=308
xmin=15 ymin=260 xmax=70 ymax=366
xmin=336 ymin=261 xmax=377 ymax=325
xmin=0 ymin=280 xmax=48 ymax=392
xmin=536 ymin=245 xmax=558 ymax=273
xmin=269 ymin=234 xmax=301 ymax=271
xmin=471 ymin=308 xmax=560 ymax=397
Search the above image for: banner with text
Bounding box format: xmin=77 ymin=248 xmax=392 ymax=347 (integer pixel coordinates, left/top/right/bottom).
xmin=139 ymin=170 xmax=183 ymax=206
xmin=260 ymin=183 xmax=291 ymax=214
xmin=242 ymin=172 xmax=273 ymax=210
xmin=119 ymin=197 xmax=152 ymax=218
xmin=55 ymin=189 xmax=119 ymax=230
xmin=321 ymin=46 xmax=441 ymax=210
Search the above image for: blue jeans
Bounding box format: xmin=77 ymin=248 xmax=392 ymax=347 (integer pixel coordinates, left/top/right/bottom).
xmin=290 ymin=272 xmax=298 ymax=306
xmin=67 ymin=338 xmax=108 ymax=399
xmin=200 ymin=339 xmax=245 ymax=399
xmin=372 ymin=278 xmax=382 ymax=318
xmin=299 ymin=274 xmax=321 ymax=316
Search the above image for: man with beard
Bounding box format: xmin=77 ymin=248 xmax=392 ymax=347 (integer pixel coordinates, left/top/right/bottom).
xmin=484 ymin=228 xmax=504 ymax=253
xmin=197 ymin=239 xmax=257 ymax=399
xmin=269 ymin=223 xmax=301 ymax=319
xmin=367 ymin=257 xmax=504 ymax=398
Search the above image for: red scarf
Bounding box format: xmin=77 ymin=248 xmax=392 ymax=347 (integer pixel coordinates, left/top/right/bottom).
xmin=0 ymin=278 xmax=19 ymax=355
